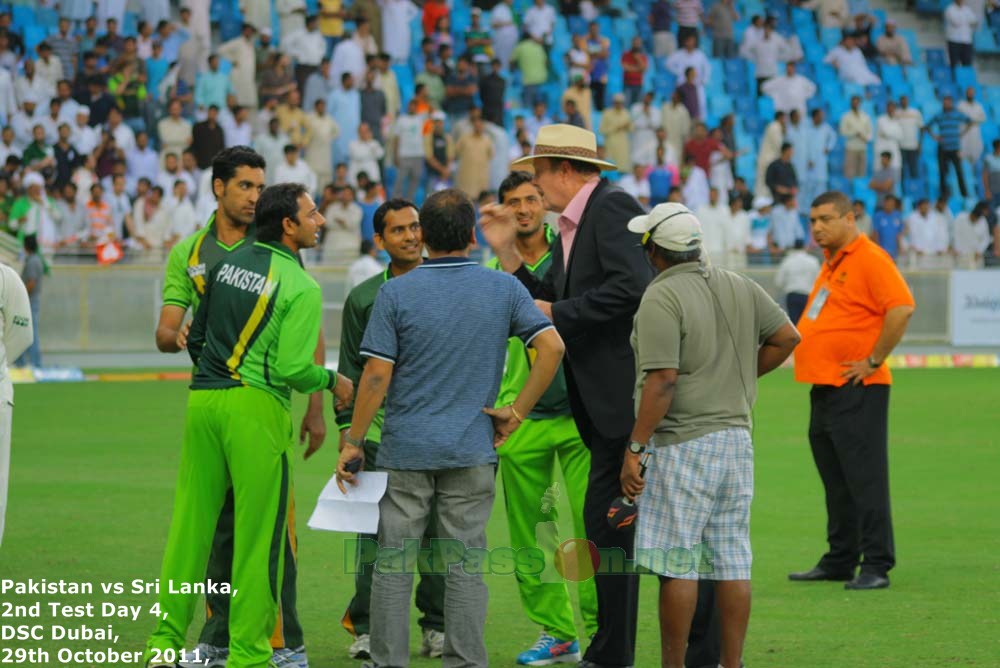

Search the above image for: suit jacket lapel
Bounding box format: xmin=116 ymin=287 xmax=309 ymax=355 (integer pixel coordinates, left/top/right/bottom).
xmin=559 ymin=178 xmax=608 ymax=299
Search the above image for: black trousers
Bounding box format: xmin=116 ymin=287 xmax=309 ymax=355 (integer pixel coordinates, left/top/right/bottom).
xmin=808 ymin=384 xmax=895 ymax=577
xmin=900 ymin=148 xmax=920 ymax=185
xmin=568 ymin=370 xmax=639 ymax=666
xmin=947 ymin=40 xmax=973 ymax=68
xmin=938 ymin=147 xmax=968 ymax=198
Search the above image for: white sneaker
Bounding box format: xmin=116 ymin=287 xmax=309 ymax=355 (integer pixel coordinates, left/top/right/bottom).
xmin=420 ymin=628 xmax=445 ymax=659
xmin=348 ymin=634 xmax=371 ymax=660
xmin=271 ymin=646 xmax=308 ymax=668
xmin=179 ymin=644 xmax=228 ymax=667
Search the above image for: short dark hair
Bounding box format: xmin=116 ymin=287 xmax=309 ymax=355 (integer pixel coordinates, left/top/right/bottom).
xmin=650 ymin=245 xmax=701 ymax=265
xmin=781 ymin=142 xmax=792 ymax=152
xmin=360 ymin=239 xmax=375 ymax=255
xmin=419 ymin=189 xmax=475 ymax=252
xmin=255 ymin=183 xmax=308 ymax=242
xmin=811 ymin=190 xmax=852 ymax=214
xmin=23 ymin=235 xmax=38 ymax=253
xmin=373 ymin=198 xmax=418 ymax=237
xmin=211 ymin=146 xmax=265 ymax=189
xmin=498 ymin=170 xmax=539 ymax=203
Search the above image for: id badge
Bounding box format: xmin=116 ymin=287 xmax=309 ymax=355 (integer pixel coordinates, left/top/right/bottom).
xmin=805 ymin=286 xmax=830 ymax=320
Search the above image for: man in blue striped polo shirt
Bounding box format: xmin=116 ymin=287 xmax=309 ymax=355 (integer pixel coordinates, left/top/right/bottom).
xmin=335 ymin=189 xmax=566 ymax=668
xmin=925 ymin=95 xmax=971 ymax=198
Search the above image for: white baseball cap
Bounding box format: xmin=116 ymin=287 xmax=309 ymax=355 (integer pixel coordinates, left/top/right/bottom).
xmin=627 ymin=203 xmax=702 ymax=251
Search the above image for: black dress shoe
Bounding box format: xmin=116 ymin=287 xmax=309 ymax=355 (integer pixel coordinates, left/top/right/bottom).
xmin=788 ymin=566 xmax=855 ymax=581
xmin=844 ymin=573 xmax=890 ymax=590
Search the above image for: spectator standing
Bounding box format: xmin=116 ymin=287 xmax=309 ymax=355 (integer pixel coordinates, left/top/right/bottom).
xmin=600 ymin=94 xmax=633 ymax=173
xmin=392 ymin=100 xmax=426 ymax=201
xmin=904 ymin=198 xmax=950 ymax=268
xmin=217 ymin=24 xmax=258 ymax=109
xmin=944 ymin=0 xmax=978 ymax=68
xmin=454 ymin=116 xmax=494 ymax=199
xmin=721 ymin=193 xmax=751 ymax=268
xmin=804 ymin=0 xmax=851 ymax=29
xmin=762 ymin=62 xmax=817 ymax=117
xmin=381 ymin=0 xmax=419 ymax=65
xmin=620 ymin=38 xmax=649 ymax=108
xmin=695 ymin=186 xmax=729 ymax=257
xmin=705 ymin=0 xmax=739 ymax=58
xmin=765 ymin=143 xmax=799 ymax=200
xmin=587 ymin=22 xmax=611 ymax=112
xmin=674 ymin=0 xmax=705 ymax=45
xmin=876 ymin=19 xmax=913 ymax=65
xmin=852 ymin=199 xmax=873 ymax=237
xmin=952 ymin=201 xmax=992 ymax=268
xmin=285 ymin=15 xmax=328 ymax=94
xmin=874 ymin=101 xmax=904 ymax=176
xmin=479 ymin=60 xmax=507 ymax=128
xmin=957 ymin=87 xmax=986 ymax=166
xmin=348 ymin=122 xmax=384 ymax=186
xmin=665 ymin=35 xmax=711 ymax=122
xmin=561 ymin=76 xmax=594 ymax=130
xmin=675 ymin=67 xmax=701 ymax=120
xmin=443 ymin=56 xmax=479 ymax=128
xmin=896 ymin=95 xmax=923 ymax=186
xmin=755 ymin=112 xmax=786 ymax=197
xmin=791 ymin=190 xmax=914 ymax=591
xmin=191 ymin=107 xmax=226 ymax=170
xmin=304 ymin=98 xmax=339 ymax=191
xmin=0 ymin=256 xmax=32 ymax=543
xmin=769 ymin=194 xmax=805 ymax=253
xmin=330 ymin=28 xmax=367 ymax=87
xmin=491 ymin=0 xmax=519 ymax=67
xmin=194 ymin=55 xmax=233 ymax=115
xmin=327 ymin=73 xmax=361 ymax=166
xmin=839 ymin=96 xmax=873 ymax=179
xmin=871 ymin=195 xmax=905 ymax=263
xmin=775 ymin=239 xmax=821 ymax=323
xmin=925 ymin=96 xmax=971 ymax=198
xmin=157 ymin=100 xmax=193 ymax=165
xmin=649 ymin=0 xmax=676 ymax=58
xmin=512 ymin=34 xmax=549 ymax=109
xmin=662 ymin=90 xmax=693 ymax=163
xmin=304 ymin=60 xmax=335 ymax=112
xmin=49 ymin=19 xmax=79 ymax=81
xmin=624 ymin=203 xmax=798 ymax=668
xmin=324 ymin=187 xmax=364 ymax=263
xmin=360 ymin=70 xmax=387 ymax=143
xmin=740 ymin=22 xmax=787 ymax=95
xmin=276 ymin=144 xmax=318 ymax=195
xmin=424 ymin=112 xmax=454 ymax=191
xmin=631 ymin=92 xmax=661 ymax=168
xmin=524 ymin=0 xmax=558 ymax=47
xmin=277 ymin=0 xmax=308 ymax=43
xmin=618 ymin=164 xmax=652 ymax=208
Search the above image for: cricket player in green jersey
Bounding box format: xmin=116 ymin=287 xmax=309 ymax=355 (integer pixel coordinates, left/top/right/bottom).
xmin=154 ymin=147 xmax=326 ymax=668
xmin=334 ymin=199 xmax=446 ymax=661
xmin=489 ymin=172 xmax=597 ymax=665
xmin=146 ymin=183 xmax=354 ymax=668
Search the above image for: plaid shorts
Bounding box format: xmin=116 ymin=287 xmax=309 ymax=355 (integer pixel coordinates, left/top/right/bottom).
xmin=635 ymin=428 xmax=754 ymax=581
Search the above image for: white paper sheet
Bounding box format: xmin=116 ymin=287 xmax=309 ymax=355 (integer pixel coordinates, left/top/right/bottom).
xmin=307 ymin=471 xmax=388 ymax=534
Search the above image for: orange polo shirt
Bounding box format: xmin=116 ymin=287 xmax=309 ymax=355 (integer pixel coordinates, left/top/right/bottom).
xmin=794 ymin=234 xmax=915 ymax=386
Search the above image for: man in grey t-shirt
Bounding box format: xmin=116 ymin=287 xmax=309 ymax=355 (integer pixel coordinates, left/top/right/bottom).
xmin=17 ymin=236 xmax=43 ymax=369
xmin=621 ymin=203 xmax=800 ymax=668
xmin=336 ymin=189 xmax=565 ymax=668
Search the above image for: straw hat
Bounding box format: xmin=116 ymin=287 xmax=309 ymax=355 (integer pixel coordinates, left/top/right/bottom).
xmin=511 ymin=124 xmax=617 ymax=171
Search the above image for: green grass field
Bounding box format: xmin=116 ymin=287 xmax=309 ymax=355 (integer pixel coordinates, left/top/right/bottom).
xmin=1 ymin=369 xmax=998 ymax=667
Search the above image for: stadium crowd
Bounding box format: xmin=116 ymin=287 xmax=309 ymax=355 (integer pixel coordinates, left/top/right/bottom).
xmin=0 ymin=0 xmax=998 ymax=269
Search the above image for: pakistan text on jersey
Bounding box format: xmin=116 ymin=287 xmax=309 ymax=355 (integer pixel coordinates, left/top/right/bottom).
xmin=215 ymin=263 xmax=274 ymax=297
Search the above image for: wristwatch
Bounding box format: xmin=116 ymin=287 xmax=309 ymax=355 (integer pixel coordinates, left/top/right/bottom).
xmin=343 ymin=431 xmax=365 ymax=448
xmin=628 ymin=441 xmax=646 ymax=455
xmin=867 ymin=355 xmax=882 ymax=368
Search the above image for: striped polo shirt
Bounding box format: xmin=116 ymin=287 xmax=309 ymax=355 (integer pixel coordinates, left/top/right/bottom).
xmin=927 ymin=110 xmax=971 ymax=151
xmin=360 ymin=256 xmax=553 ymax=470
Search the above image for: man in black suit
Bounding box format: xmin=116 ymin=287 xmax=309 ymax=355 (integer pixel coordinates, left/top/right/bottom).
xmin=481 ymin=124 xmax=651 ymax=668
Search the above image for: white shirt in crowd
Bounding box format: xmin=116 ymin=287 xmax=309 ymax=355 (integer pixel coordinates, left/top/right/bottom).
xmin=952 ymin=212 xmax=990 ymax=260
xmin=682 ymin=166 xmax=710 ymax=210
xmin=775 ymin=249 xmax=821 ymax=296
xmin=906 ymin=210 xmax=950 ymax=254
xmin=323 ymin=200 xmax=364 ymax=260
xmin=284 ymin=27 xmax=327 ymax=67
xmin=0 ymin=263 xmax=33 ymax=405
xmin=896 ymin=105 xmax=924 ymax=151
xmin=523 ymin=1 xmax=557 ymax=42
xmin=824 ymin=44 xmax=881 ymax=85
xmin=695 ymin=200 xmax=730 ymax=259
xmin=347 ymin=254 xmax=384 ymax=289
xmin=874 ymin=112 xmax=904 ymax=169
xmin=275 ymin=158 xmax=318 ymax=195
xmin=618 ymin=174 xmax=651 ymax=204
xmin=762 ymin=73 xmax=817 ymax=116
xmin=944 ymin=1 xmax=978 ymax=44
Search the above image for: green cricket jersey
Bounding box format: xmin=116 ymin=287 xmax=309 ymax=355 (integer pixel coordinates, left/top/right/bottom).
xmin=489 ymin=226 xmax=571 ymax=419
xmin=161 ymin=213 xmax=254 ymax=313
xmin=333 ymin=267 xmax=392 ymax=442
xmin=188 ymin=240 xmax=336 ymax=407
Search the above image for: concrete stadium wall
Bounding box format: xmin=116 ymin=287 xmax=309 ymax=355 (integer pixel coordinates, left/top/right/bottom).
xmin=37 ymin=263 xmax=957 ymax=353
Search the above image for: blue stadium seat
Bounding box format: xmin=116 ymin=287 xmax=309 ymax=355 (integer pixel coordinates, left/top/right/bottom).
xmin=925 ymin=48 xmax=948 ymax=67
xmin=22 ymin=25 xmax=47 ymax=53
xmin=954 ymin=65 xmax=978 ymax=88
xmin=123 ymin=12 xmax=139 ymax=35
xmin=821 ymin=27 xmax=842 ymax=49
xmin=35 ymin=6 xmax=58 ymax=28
xmin=734 ymin=96 xmax=755 ymax=116
xmin=829 ymin=175 xmax=850 ymax=194
xmin=757 ymin=96 xmax=775 ymax=120
xmin=10 ymin=4 xmax=33 ymax=29
xmin=743 ymin=116 xmax=764 ymax=135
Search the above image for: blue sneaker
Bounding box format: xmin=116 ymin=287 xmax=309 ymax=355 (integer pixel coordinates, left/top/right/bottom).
xmin=516 ymin=632 xmax=581 ymax=666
